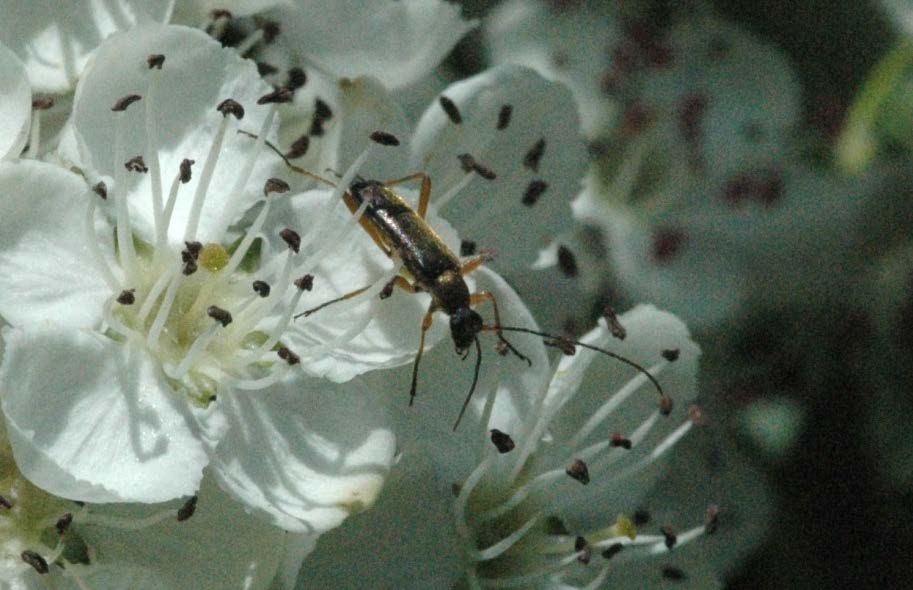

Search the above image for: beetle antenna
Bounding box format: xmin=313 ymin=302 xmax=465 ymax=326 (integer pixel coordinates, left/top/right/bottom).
xmin=488 ymin=326 xmax=666 ymax=398
xmin=237 ymin=129 xmax=338 ymax=188
xmin=453 ymin=336 xmax=483 ymax=431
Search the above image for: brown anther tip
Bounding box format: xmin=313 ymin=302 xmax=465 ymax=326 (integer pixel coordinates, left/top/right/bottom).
xmin=659 ymin=396 xmax=673 ymax=416
xmin=294 ymin=274 xmax=314 ymax=291
xmin=522 ymin=179 xmax=548 ymax=206
xmin=545 ymin=336 xmax=576 ymax=356
xmin=182 ymin=259 xmax=198 ymax=275
xmin=575 ymin=536 xmax=592 ymax=564
xmin=21 ymin=550 xmax=48 ymax=574
xmin=112 ymin=94 xmax=142 ymax=112
xmin=92 ymin=181 xmax=108 ymax=200
xmin=602 ymin=542 xmax=624 ymax=560
xmin=603 ymin=306 xmax=627 ymax=340
xmin=379 ymin=279 xmax=396 ymax=300
xmin=662 ymin=348 xmax=680 ymax=362
xmin=705 ymin=505 xmax=720 ymax=534
xmin=286 ymin=134 xmax=310 ymax=159
xmin=457 ymin=154 xmax=496 ymax=180
xmin=264 ymin=177 xmax=290 ymax=196
xmin=176 ymin=158 xmax=194 ymax=184
xmin=314 ymin=98 xmax=333 ymax=120
xmin=472 ymin=161 xmax=497 ymax=180
xmin=257 ymin=61 xmax=279 ymax=77
xmin=177 ymin=495 xmax=198 ymax=521
xmin=278 ymin=346 xmax=300 ymax=365
xmin=210 ymin=8 xmax=232 ymax=19
xmin=611 ymin=432 xmax=632 ymax=450
xmin=184 ymin=241 xmax=203 ymax=259
xmin=460 ymin=240 xmax=477 ymax=257
xmin=497 ymin=104 xmax=513 ymax=130
xmin=557 ymin=244 xmax=578 ymax=277
xmin=688 ymin=405 xmax=706 ymax=426
xmin=661 ymin=565 xmax=686 ymax=581
xmin=116 ymin=289 xmax=136 ymax=305
xmin=217 ymin=98 xmax=245 ymax=119
xmin=489 ymin=429 xmax=515 ymax=454
xmin=457 ymin=153 xmax=476 ymax=173
xmin=451 ymin=482 xmax=462 ymax=497
xmin=252 ymin=280 xmax=271 ymax=297
xmin=147 ymin=54 xmax=165 ymax=69
xmin=257 ymin=87 xmax=293 ymax=105
xmin=125 ymin=155 xmax=148 ymax=173
xmin=661 ymin=525 xmax=678 ymax=549
xmin=633 ymin=509 xmax=651 ymax=525
xmin=523 ymin=138 xmax=546 ymax=172
xmin=0 ymin=494 xmax=12 ymax=509
xmin=438 ymin=95 xmax=462 ymax=124
xmin=32 ymin=96 xmax=54 ymax=110
xmin=370 ymin=130 xmax=400 ymax=146
xmin=286 ymin=67 xmax=307 ymax=90
xmin=55 ymin=513 xmax=73 ymax=535
xmin=565 ymin=458 xmax=590 ymax=485
xmin=280 ymin=228 xmax=301 ymax=253
xmin=207 ymin=305 xmax=233 ymax=327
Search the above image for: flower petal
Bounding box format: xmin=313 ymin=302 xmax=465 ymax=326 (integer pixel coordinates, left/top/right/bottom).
xmin=72 ymin=23 xmax=279 ymax=245
xmin=206 ymin=375 xmax=396 ymax=533
xmin=0 ymin=160 xmax=111 ymax=330
xmin=273 ymin=0 xmax=477 ymax=89
xmin=0 ymin=0 xmax=172 ymax=93
xmin=410 ymin=64 xmax=588 ymax=270
xmin=0 ymin=326 xmax=208 ymax=502
xmin=0 ymin=41 xmax=30 ymax=160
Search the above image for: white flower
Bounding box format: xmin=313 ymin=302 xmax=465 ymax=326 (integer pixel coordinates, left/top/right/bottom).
xmin=297 ymin=297 xmax=753 ymax=589
xmin=0 ymin=40 xmax=30 ymax=161
xmin=0 ymin=23 xmax=396 ymax=536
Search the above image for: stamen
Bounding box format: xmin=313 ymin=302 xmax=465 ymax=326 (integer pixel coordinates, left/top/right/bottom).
xmin=497 ymin=104 xmax=513 ymax=130
xmin=565 ymin=458 xmax=590 ymax=484
xmin=235 ymin=28 xmax=265 ymax=56
xmin=146 ymin=270 xmax=182 ymax=349
xmin=145 ymin=56 xmax=167 ymax=251
xmin=489 ymin=429 xmax=515 ymax=454
xmin=454 ymin=456 xmax=494 ymax=540
xmin=521 ymin=180 xmax=548 ymax=207
xmin=603 ymin=306 xmax=627 ymax=340
xmin=26 ymin=97 xmax=54 ymax=158
xmin=75 ymin=506 xmax=183 ymax=530
xmin=136 ymin=267 xmax=175 ymax=322
xmin=21 ymin=549 xmax=49 ymax=574
xmin=469 ymin=514 xmax=540 ymax=562
xmin=523 ymin=138 xmax=546 ymax=172
xmin=176 ymin=495 xmax=197 ymax=521
xmin=439 ymin=96 xmax=462 ymax=124
xmin=112 ymin=100 xmax=141 ymax=282
xmin=167 ymin=322 xmax=219 ymax=379
xmin=436 ymin=171 xmax=476 ymax=209
xmin=116 ymin=289 xmax=136 ymax=305
xmin=83 ymin=196 xmax=120 ymax=290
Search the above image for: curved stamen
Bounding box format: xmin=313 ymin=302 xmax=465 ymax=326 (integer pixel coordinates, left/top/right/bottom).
xmin=113 ymin=112 xmax=139 ymax=282
xmin=167 ymin=322 xmax=220 ymax=380
xmin=454 ymin=456 xmax=494 ymax=541
xmin=145 ymin=66 xmax=165 ymax=250
xmin=470 ymin=513 xmax=541 ymax=562
xmin=137 ymin=266 xmax=176 ymax=322
xmin=83 ymin=197 xmax=120 ymax=290
xmin=146 ymin=268 xmax=182 ymax=349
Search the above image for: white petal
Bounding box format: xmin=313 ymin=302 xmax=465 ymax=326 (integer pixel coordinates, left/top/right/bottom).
xmin=0 ymin=326 xmax=208 ymax=503
xmin=410 ymin=64 xmax=588 ymax=270
xmin=0 ymin=41 xmax=30 ymax=160
xmin=0 ymin=160 xmax=111 ymax=330
xmin=72 ymin=23 xmax=279 ymax=245
xmin=0 ymin=0 xmax=172 ymax=93
xmin=207 ymin=375 xmax=395 ymax=533
xmin=275 ymin=0 xmax=477 ymax=89
xmin=78 ymin=475 xmax=290 ymax=590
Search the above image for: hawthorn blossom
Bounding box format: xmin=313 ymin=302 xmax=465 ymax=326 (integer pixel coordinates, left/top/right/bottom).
xmin=0 ymin=40 xmax=30 ymax=161
xmin=0 ymin=24 xmax=397 ymax=537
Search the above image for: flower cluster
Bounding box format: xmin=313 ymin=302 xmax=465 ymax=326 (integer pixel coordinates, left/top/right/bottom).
xmin=0 ymin=1 xmax=757 ymax=588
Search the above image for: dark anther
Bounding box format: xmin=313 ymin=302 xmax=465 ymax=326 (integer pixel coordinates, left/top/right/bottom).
xmin=177 ymin=495 xmax=198 ymax=521
xmin=438 ymin=96 xmax=462 ymax=124
xmin=451 ymin=482 xmax=462 ymax=497
xmin=294 ymin=274 xmax=314 ymax=291
xmin=472 ymin=161 xmax=496 ymax=180
xmin=257 ymin=19 xmax=280 ymax=44
xmin=278 ymin=346 xmax=301 ymax=365
xmin=522 ymin=179 xmax=548 ymax=207
xmin=659 ymin=396 xmax=673 ymax=416
xmin=544 ymin=516 xmax=569 ymax=535
xmin=92 ymin=181 xmax=108 ymax=200
xmin=0 ymin=494 xmax=11 ymax=509
xmin=184 ymin=241 xmax=203 ymax=259
xmin=21 ymin=550 xmax=49 ymax=574
xmin=210 ymin=8 xmax=233 ymax=19
xmin=111 ymin=94 xmax=142 ymax=112
xmin=565 ymin=458 xmax=590 ymax=485
xmin=252 ymin=280 xmax=271 ymax=297
xmin=217 ymin=98 xmax=245 ymax=119
xmin=457 ymin=153 xmax=496 ymax=180
xmin=662 ymin=349 xmax=680 ymax=362
xmin=380 ymin=278 xmax=396 ymax=300
xmin=603 ymin=306 xmax=627 ymax=340
xmin=489 ymin=429 xmax=515 ymax=453
xmin=286 ymin=134 xmax=310 ymax=159
xmin=633 ymin=509 xmax=651 ymax=525
xmin=661 ymin=525 xmax=678 ymax=549
xmin=370 ymin=130 xmax=400 ymax=146
xmin=575 ymin=536 xmax=592 ymax=565
xmin=207 ymin=306 xmax=233 ymax=327
xmin=460 ymin=240 xmax=477 ymax=257
xmin=182 ymin=257 xmax=196 ymax=274
xmin=601 ymin=542 xmax=624 ymax=560
xmin=32 ymin=96 xmax=54 ymax=110
xmin=55 ymin=513 xmax=73 ymax=535
xmin=264 ymin=177 xmax=290 ymax=196
xmin=611 ymin=432 xmax=633 ymax=450
xmin=309 ymin=116 xmax=326 ymax=137
xmin=314 ymin=98 xmax=333 ymax=120
xmin=257 ymin=87 xmax=293 ymax=105
xmin=125 ymin=156 xmax=148 ymax=173
xmin=257 ymin=61 xmax=278 ymax=77
xmin=147 ymin=54 xmax=165 ymax=69
xmin=706 ymin=505 xmax=720 ymax=534
xmin=557 ymin=245 xmax=578 ymax=277
xmin=286 ymin=67 xmax=307 ymax=90
xmin=651 ymin=227 xmax=686 ymax=264
xmin=116 ymin=289 xmax=136 ymax=305
xmin=544 ymin=336 xmax=576 ymax=356
xmin=661 ymin=565 xmax=687 ymax=581
xmin=280 ymin=228 xmax=301 ymax=253
xmin=523 ymin=138 xmax=546 ymax=172
xmin=179 ymin=158 xmax=195 ymax=183
xmin=497 ymin=104 xmax=513 ymax=130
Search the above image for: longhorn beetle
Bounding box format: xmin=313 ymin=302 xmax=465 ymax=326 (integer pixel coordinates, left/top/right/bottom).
xmin=242 ymin=129 xmax=668 ymax=430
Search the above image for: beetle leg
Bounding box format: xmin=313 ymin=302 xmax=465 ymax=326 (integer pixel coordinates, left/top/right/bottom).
xmin=380 ymin=275 xmax=419 ymax=299
xmin=471 ymin=291 xmax=532 ymax=366
xmin=383 ymin=172 xmax=432 ymax=219
xmin=409 ymin=305 xmax=437 ymax=405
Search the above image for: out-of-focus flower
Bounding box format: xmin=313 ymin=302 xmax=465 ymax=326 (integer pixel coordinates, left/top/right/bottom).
xmin=0 ymin=24 xmax=396 ymax=538
xmin=0 ymin=40 xmax=30 ymax=161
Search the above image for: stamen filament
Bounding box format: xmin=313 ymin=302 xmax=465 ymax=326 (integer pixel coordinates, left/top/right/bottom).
xmin=75 ymin=507 xmax=178 ymax=530
xmin=113 ymin=112 xmax=139 ymax=282
xmin=168 ymin=323 xmax=220 ymax=379
xmin=436 ymin=171 xmax=475 ymax=209
xmin=145 ymin=68 xmax=165 ymax=250
xmin=147 ymin=270 xmax=182 ymax=349
xmin=84 ymin=198 xmax=120 ymax=290
xmin=470 ymin=513 xmax=541 ymax=562
xmin=183 ymin=114 xmax=230 ymax=241
xmin=235 ymin=29 xmax=264 ymax=56
xmin=137 ymin=267 xmax=175 ymax=322
xmin=25 ymin=108 xmax=41 ymax=158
